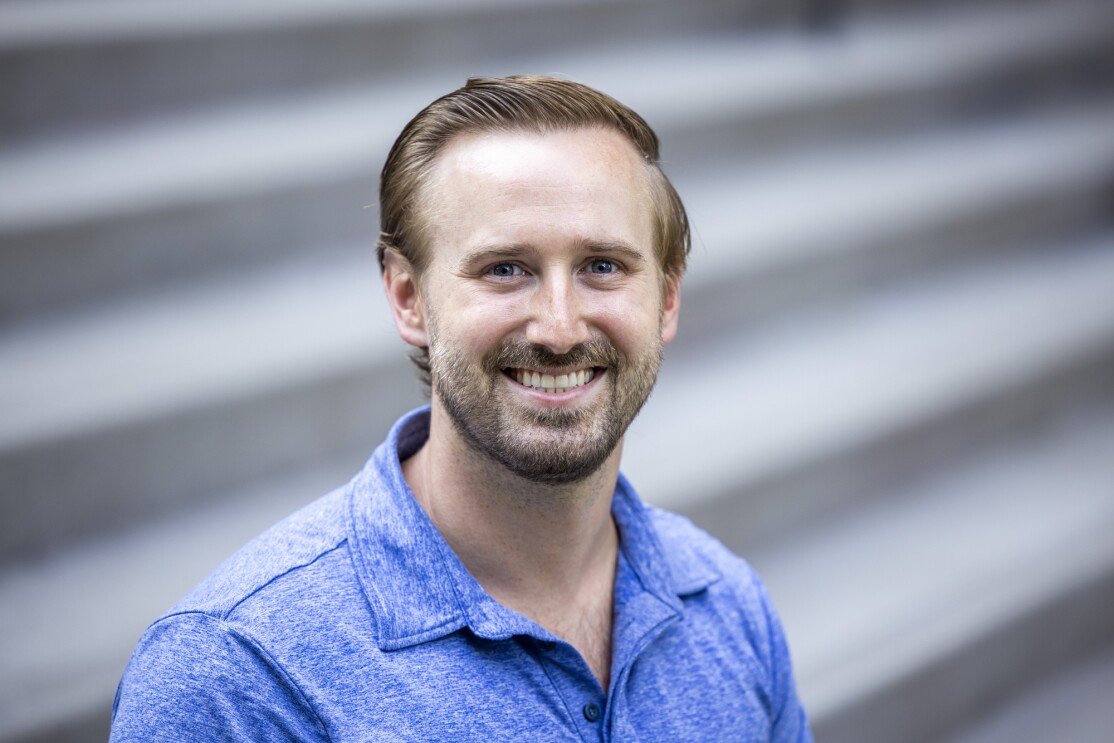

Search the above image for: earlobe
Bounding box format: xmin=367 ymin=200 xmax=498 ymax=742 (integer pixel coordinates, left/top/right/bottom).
xmin=383 ymin=250 xmax=430 ymax=348
xmin=660 ymin=275 xmax=681 ymax=345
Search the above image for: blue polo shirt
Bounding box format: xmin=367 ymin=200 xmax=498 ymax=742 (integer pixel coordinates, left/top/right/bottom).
xmin=111 ymin=407 xmax=811 ymax=741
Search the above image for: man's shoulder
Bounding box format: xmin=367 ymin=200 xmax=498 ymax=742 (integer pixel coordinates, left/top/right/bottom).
xmin=168 ymin=484 xmax=355 ymax=622
xmin=112 ymin=483 xmax=366 ymax=739
xmin=644 ymin=505 xmax=782 ymax=631
xmin=645 ymin=504 xmax=795 ymax=670
xmin=645 ymin=505 xmax=760 ymax=588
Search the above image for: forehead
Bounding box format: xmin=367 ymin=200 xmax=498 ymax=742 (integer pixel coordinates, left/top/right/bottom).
xmin=433 ymin=125 xmax=648 ymax=185
xmin=418 ymin=127 xmax=655 ymax=252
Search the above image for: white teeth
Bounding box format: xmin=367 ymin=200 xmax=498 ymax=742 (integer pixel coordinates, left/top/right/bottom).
xmin=512 ymin=367 xmax=595 ymax=392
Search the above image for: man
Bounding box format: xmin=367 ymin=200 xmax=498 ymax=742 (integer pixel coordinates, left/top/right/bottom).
xmin=111 ymin=75 xmax=812 ymax=741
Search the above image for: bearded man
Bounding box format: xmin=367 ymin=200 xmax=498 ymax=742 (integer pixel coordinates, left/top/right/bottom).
xmin=111 ymin=76 xmax=812 ymax=742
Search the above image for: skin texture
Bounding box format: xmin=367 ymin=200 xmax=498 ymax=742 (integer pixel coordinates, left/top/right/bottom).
xmin=382 ymin=127 xmax=680 ymax=690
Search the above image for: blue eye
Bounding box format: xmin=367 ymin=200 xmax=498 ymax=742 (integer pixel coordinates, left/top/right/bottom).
xmin=589 ymin=259 xmax=616 ymax=274
xmin=490 ymin=263 xmax=524 ymax=278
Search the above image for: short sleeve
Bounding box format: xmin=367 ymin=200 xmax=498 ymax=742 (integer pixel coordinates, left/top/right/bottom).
xmin=110 ymin=612 xmax=329 ymax=742
xmin=754 ymin=578 xmax=813 ymax=743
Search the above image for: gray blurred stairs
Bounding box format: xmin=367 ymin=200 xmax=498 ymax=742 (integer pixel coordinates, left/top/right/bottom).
xmin=2 ymin=1 xmax=1113 ymax=741
xmin=941 ymin=640 xmax=1114 ymax=743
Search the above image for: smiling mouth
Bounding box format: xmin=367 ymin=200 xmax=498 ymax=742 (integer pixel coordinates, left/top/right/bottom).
xmin=506 ymin=367 xmax=598 ymax=393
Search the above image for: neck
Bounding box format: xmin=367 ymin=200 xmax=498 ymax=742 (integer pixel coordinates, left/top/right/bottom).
xmin=405 ymin=402 xmax=621 ymax=611
xmin=403 ymin=401 xmax=620 ymax=689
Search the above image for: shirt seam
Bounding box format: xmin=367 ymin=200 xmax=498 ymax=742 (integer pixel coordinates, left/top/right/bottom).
xmin=219 ymin=539 xmax=348 ymax=620
xmin=151 ymin=611 xmax=335 ymax=742
xmin=215 ymin=614 xmax=335 ymax=743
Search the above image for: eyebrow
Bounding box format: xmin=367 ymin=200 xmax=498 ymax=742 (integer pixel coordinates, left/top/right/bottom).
xmin=584 ymin=241 xmax=647 ymax=266
xmin=458 ymin=241 xmax=648 ymax=271
xmin=461 ymin=245 xmax=526 ymax=264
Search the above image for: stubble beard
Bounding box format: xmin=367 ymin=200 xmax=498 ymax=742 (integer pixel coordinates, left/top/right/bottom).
xmin=428 ymin=326 xmax=664 ymax=486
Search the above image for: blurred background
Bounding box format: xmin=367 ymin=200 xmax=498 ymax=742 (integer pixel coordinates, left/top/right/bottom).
xmin=2 ymin=0 xmax=1114 ymax=741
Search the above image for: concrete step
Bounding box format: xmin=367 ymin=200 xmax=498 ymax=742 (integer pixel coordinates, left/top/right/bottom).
xmin=3 ymin=101 xmax=1113 ymax=560
xmin=939 ymin=640 xmax=1114 ymax=743
xmin=0 ymin=459 xmax=355 ymax=743
xmin=0 ymin=0 xmax=772 ymax=143
xmin=624 ymin=230 xmax=1114 ymax=544
xmin=678 ymin=102 xmax=1114 ymax=338
xmin=539 ymin=1 xmax=1114 ymax=169
xmin=0 ymin=249 xmax=425 ymax=562
xmin=11 ymin=1 xmax=1107 ymax=235
xmin=3 ymin=1 xmax=1111 ymax=323
xmin=749 ymin=400 xmax=1114 ymax=743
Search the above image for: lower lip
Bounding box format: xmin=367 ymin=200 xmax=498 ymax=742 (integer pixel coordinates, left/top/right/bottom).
xmin=504 ymin=369 xmax=604 ymax=404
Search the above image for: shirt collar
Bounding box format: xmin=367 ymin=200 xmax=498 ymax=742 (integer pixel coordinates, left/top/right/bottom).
xmin=345 ymin=406 xmax=720 ymax=651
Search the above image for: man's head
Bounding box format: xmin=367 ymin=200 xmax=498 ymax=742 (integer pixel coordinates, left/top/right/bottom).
xmin=378 ymin=75 xmax=690 ymax=382
xmin=379 ymin=76 xmax=690 ymax=484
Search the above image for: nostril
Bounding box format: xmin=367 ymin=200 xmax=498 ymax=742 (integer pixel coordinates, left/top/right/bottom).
xmin=527 ymin=318 xmax=589 ymax=355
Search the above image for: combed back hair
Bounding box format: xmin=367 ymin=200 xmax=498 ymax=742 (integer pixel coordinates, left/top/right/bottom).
xmin=376 ymin=75 xmax=691 ymax=388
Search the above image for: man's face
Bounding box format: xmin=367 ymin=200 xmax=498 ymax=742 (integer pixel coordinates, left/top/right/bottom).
xmin=413 ymin=127 xmax=679 ymax=484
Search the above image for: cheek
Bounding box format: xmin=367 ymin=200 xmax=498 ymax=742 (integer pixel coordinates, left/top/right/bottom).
xmin=582 ymin=289 xmax=662 ymax=351
xmin=432 ymin=288 xmax=523 ymax=351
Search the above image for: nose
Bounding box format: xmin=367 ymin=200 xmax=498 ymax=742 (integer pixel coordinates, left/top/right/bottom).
xmin=526 ymin=273 xmax=589 ymax=354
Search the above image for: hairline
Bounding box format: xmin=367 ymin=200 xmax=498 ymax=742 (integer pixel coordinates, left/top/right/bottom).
xmin=400 ymin=122 xmax=680 ymax=292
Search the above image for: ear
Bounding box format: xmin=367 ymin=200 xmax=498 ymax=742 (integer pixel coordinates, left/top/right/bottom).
xmin=660 ymin=274 xmax=681 ymax=345
xmin=383 ymin=250 xmax=430 ymax=348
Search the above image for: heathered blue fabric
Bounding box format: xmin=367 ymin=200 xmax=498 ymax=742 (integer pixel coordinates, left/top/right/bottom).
xmin=111 ymin=407 xmax=812 ymax=742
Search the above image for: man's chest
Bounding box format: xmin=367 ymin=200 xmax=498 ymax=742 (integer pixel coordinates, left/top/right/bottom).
xmin=286 ymin=617 xmax=774 ymax=742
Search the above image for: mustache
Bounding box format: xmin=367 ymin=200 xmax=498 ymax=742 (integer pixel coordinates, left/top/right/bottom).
xmin=483 ymin=338 xmax=622 ymax=374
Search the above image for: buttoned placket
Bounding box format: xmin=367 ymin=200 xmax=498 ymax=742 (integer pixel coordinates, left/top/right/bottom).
xmin=602 ymin=547 xmax=687 ymax=741
xmin=527 ymin=634 xmax=608 ymax=742
xmin=523 ymin=548 xmax=684 ymax=742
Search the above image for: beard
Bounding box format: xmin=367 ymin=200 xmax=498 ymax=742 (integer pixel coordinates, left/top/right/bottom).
xmin=428 ymin=328 xmax=663 ymax=485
